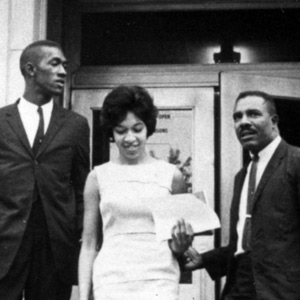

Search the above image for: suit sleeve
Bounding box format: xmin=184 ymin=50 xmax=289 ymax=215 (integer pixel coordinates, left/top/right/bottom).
xmin=201 ymin=245 xmax=230 ymax=280
xmin=201 ymin=170 xmax=244 ymax=281
xmin=295 ymin=152 xmax=300 ymax=205
xmin=71 ymin=117 xmax=90 ymax=239
xmin=287 ymin=146 xmax=300 ymax=210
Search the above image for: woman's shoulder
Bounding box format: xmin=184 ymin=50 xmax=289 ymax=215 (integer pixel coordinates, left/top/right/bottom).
xmin=149 ymin=159 xmax=178 ymax=181
xmin=152 ymin=159 xmax=177 ymax=171
xmin=93 ymin=161 xmax=112 ymax=170
xmin=93 ymin=162 xmax=116 ymax=179
xmin=92 ymin=161 xmax=123 ymax=189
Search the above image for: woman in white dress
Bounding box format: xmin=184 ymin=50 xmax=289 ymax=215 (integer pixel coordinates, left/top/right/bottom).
xmin=79 ymin=85 xmax=193 ymax=300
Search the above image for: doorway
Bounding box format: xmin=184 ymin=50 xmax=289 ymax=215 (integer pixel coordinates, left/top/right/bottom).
xmin=220 ymin=73 xmax=300 ymax=249
xmin=275 ymin=97 xmax=300 ymax=147
xmin=72 ymin=86 xmax=217 ymax=300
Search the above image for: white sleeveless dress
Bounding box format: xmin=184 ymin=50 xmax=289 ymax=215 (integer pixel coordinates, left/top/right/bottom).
xmin=93 ymin=160 xmax=180 ymax=300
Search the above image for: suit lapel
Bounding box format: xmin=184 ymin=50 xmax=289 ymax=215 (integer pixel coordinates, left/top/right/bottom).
xmin=5 ymin=101 xmax=33 ymax=156
xmin=252 ymin=140 xmax=287 ymax=210
xmin=36 ymin=103 xmax=67 ymax=157
xmin=231 ymin=168 xmax=247 ymax=231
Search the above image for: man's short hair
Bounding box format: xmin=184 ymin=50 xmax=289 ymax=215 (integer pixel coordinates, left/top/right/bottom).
xmin=20 ymin=40 xmax=63 ymax=76
xmin=235 ymin=90 xmax=277 ymax=115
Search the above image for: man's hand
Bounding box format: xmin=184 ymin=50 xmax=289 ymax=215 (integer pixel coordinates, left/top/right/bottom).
xmin=183 ymin=246 xmax=204 ymax=271
xmin=169 ymin=219 xmax=193 ymax=257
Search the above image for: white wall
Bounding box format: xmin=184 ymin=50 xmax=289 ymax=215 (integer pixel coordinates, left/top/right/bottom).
xmin=0 ymin=0 xmax=47 ymax=107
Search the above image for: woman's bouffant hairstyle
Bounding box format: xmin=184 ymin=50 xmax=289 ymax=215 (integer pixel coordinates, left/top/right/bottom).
xmin=101 ymin=85 xmax=158 ymax=141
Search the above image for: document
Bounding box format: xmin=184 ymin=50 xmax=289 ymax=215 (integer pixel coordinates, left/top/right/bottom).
xmin=145 ymin=192 xmax=220 ymax=241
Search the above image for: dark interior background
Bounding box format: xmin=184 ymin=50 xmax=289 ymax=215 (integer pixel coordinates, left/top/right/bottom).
xmin=81 ymin=9 xmax=300 ymax=65
xmin=275 ymin=98 xmax=300 ymax=147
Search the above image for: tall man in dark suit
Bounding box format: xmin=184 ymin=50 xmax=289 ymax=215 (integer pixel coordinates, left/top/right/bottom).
xmin=0 ymin=40 xmax=90 ymax=300
xmin=184 ymin=91 xmax=300 ymax=300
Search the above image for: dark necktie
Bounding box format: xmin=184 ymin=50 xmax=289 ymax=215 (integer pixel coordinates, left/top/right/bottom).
xmin=242 ymin=154 xmax=259 ymax=252
xmin=32 ymin=106 xmax=44 ymax=155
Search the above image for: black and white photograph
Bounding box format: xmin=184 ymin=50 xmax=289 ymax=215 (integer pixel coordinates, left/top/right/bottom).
xmin=1 ymin=1 xmax=300 ymax=300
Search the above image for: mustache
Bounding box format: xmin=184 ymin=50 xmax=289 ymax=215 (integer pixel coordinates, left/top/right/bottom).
xmin=238 ymin=124 xmax=256 ymax=136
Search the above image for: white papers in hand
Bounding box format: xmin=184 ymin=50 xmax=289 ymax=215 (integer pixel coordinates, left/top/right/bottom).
xmin=145 ymin=193 xmax=220 ymax=241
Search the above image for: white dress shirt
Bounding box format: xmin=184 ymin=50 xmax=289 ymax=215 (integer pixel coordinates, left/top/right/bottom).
xmin=235 ymin=135 xmax=281 ymax=255
xmin=18 ymin=97 xmax=53 ymax=147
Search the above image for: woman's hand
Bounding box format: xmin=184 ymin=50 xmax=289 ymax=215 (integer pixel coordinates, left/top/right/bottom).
xmin=168 ymin=219 xmax=194 ymax=257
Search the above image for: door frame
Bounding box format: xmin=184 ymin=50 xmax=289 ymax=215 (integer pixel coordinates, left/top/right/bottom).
xmin=71 ymin=85 xmax=216 ymax=300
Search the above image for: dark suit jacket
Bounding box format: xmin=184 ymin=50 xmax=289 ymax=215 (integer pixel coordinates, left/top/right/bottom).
xmin=202 ymin=140 xmax=300 ymax=300
xmin=0 ymin=101 xmax=90 ymax=284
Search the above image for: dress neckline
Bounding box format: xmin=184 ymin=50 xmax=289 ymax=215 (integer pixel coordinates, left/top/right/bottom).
xmin=109 ymin=157 xmax=160 ymax=167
